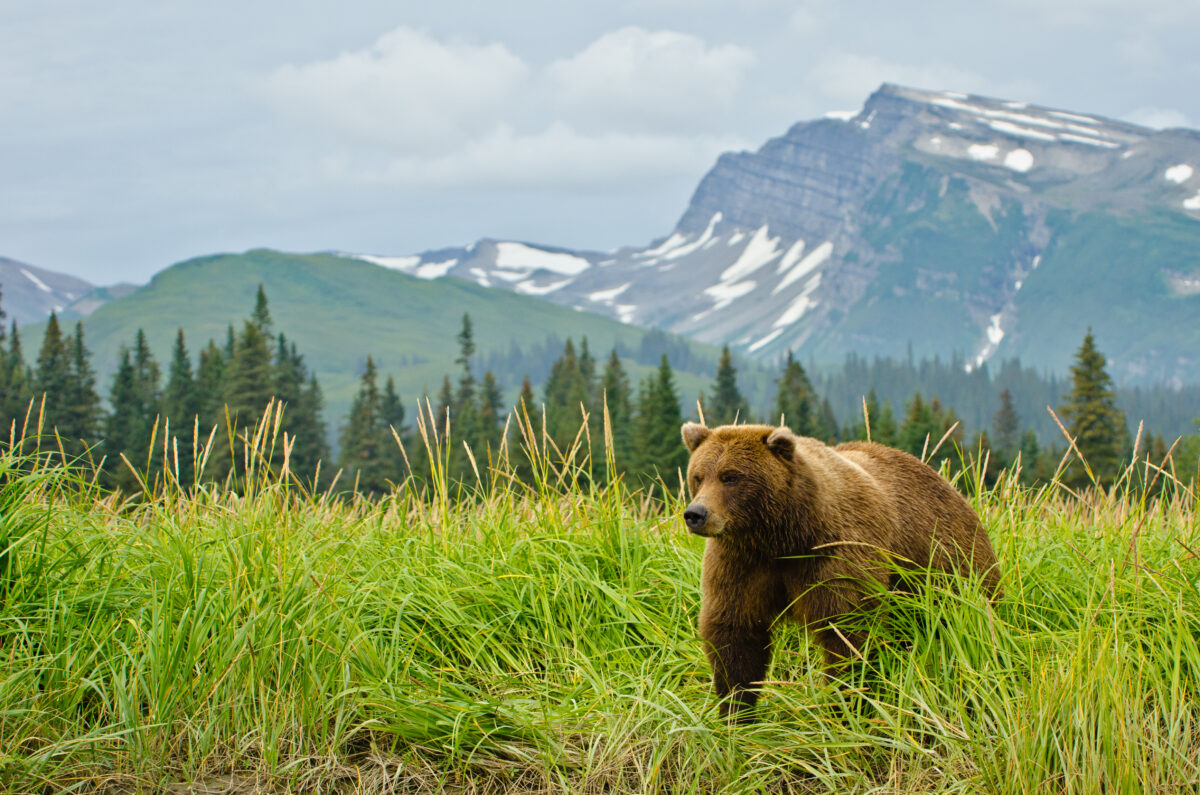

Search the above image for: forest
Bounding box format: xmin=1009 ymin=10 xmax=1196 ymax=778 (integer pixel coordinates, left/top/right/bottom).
xmin=0 ymin=285 xmax=1197 ymax=496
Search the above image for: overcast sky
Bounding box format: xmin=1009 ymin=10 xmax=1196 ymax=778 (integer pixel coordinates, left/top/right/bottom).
xmin=4 ymin=0 xmax=1199 ymax=284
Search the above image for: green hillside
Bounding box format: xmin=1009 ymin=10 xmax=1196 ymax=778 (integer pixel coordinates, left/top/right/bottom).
xmin=65 ymin=250 xmax=723 ymax=429
xmin=1006 ymin=210 xmax=1200 ymax=381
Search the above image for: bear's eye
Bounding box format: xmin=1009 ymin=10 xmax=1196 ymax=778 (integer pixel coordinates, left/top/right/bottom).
xmin=720 ymin=472 xmax=741 ymax=485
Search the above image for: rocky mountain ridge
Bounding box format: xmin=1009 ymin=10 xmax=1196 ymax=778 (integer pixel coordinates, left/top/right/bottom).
xmin=347 ymin=84 xmax=1200 ymax=385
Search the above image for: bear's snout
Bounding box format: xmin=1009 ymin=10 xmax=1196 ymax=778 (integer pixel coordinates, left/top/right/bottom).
xmin=684 ymin=504 xmax=710 ymax=534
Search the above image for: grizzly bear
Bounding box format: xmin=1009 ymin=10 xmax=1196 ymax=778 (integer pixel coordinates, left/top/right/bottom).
xmin=681 ymin=422 xmax=1000 ymax=719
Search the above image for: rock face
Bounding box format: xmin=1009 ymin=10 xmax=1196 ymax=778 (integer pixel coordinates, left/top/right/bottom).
xmin=347 ymin=84 xmax=1200 ymax=385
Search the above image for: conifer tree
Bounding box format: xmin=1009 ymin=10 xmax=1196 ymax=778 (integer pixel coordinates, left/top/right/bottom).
xmin=225 ymin=295 xmax=274 ymax=430
xmin=992 ymin=388 xmax=1021 ymax=457
xmin=1059 ymin=328 xmax=1128 ymax=487
xmin=381 ymin=376 xmax=406 ymax=437
xmin=194 ymin=340 xmax=226 ymax=432
xmin=817 ymin=397 xmax=841 ymax=443
xmin=1 ymin=320 xmax=30 ymax=434
xmin=434 ymin=375 xmax=454 ymax=437
xmin=477 ymin=371 xmax=505 ymax=458
xmin=289 ymin=374 xmax=331 ymax=481
xmin=543 ymin=339 xmax=592 ymax=458
xmin=64 ymin=322 xmax=101 ymax=452
xmin=105 ymin=331 xmax=163 ymax=490
xmin=454 ymin=313 xmax=478 ymax=444
xmin=899 ymin=392 xmax=936 ymax=457
xmin=264 ymin=335 xmax=328 ymax=480
xmin=600 ymin=349 xmax=633 ymax=468
xmin=33 ymin=313 xmax=72 ymax=438
xmin=708 ymin=346 xmax=747 ymax=425
xmin=872 ymin=398 xmax=900 ymax=448
xmin=161 ymin=330 xmax=199 ymax=481
xmin=339 ymin=356 xmax=392 ymax=494
xmin=631 ymin=355 xmax=686 ymax=484
xmin=514 ymin=375 xmax=538 ymax=484
xmin=775 ymin=350 xmax=818 ymax=435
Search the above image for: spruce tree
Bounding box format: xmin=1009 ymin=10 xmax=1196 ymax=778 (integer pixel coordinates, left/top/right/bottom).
xmin=992 ymin=388 xmax=1021 ymax=457
xmin=514 ymin=375 xmax=538 ymax=484
xmin=105 ymin=331 xmax=162 ymax=490
xmin=709 ymin=346 xmax=747 ymax=425
xmin=64 ymin=322 xmax=101 ymax=452
xmin=195 ymin=340 xmax=227 ymax=433
xmin=378 ymin=374 xmax=406 ymax=477
xmin=899 ymin=393 xmax=936 ymax=457
xmin=1059 ymin=329 xmax=1127 ymax=487
xmin=33 ymin=313 xmax=72 ymax=438
xmin=1 ymin=320 xmax=30 ymax=436
xmin=289 ymin=374 xmax=331 ymax=481
xmin=477 ymin=371 xmax=505 ymax=458
xmin=600 ymin=349 xmax=633 ymax=469
xmin=162 ymin=330 xmax=198 ymax=481
xmin=225 ymin=300 xmax=274 ymax=431
xmin=543 ymin=339 xmax=592 ymax=458
xmin=631 ymin=355 xmax=686 ymax=484
xmin=873 ymin=399 xmax=899 ymax=448
xmin=339 ymin=356 xmax=391 ymax=494
xmin=775 ymin=350 xmax=818 ymax=435
xmin=454 ymin=313 xmax=478 ymax=445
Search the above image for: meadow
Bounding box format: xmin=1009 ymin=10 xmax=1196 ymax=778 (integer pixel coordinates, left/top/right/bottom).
xmin=1 ymin=406 xmax=1199 ymax=794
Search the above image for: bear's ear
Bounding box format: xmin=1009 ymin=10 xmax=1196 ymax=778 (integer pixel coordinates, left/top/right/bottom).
xmin=765 ymin=427 xmax=794 ymax=461
xmin=681 ymin=422 xmax=711 ymax=452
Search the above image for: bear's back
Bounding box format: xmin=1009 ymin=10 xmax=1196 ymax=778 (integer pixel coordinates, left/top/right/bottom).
xmin=834 ymin=441 xmax=1000 ymax=593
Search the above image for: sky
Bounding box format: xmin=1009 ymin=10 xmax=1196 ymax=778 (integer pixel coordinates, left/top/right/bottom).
xmin=3 ymin=0 xmax=1199 ymax=284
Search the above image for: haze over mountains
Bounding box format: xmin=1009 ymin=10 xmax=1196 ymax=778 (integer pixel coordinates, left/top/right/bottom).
xmin=6 ymin=84 xmax=1200 ymax=389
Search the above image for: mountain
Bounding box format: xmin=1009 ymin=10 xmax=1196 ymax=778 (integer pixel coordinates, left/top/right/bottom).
xmin=64 ymin=249 xmax=734 ymax=428
xmin=355 ymin=84 xmax=1200 ymax=386
xmin=0 ymin=257 xmax=96 ymax=325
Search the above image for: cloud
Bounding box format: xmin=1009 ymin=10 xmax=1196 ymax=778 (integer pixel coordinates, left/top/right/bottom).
xmin=1123 ymin=107 xmax=1191 ymax=130
xmin=321 ymin=123 xmax=749 ymax=190
xmin=803 ymin=51 xmax=1035 ymax=109
xmin=546 ymin=27 xmax=756 ymax=133
xmin=261 ymin=25 xmax=757 ymax=189
xmin=262 ymin=27 xmax=528 ymax=154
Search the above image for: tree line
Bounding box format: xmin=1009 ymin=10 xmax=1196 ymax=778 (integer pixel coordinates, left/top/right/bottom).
xmin=1 ymin=282 xmax=1196 ymax=495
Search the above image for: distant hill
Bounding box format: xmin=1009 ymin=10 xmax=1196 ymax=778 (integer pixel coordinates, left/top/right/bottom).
xmin=359 ymin=84 xmax=1200 ymax=386
xmin=0 ymin=257 xmax=95 ymax=325
xmin=62 ymin=249 xmax=734 ymax=430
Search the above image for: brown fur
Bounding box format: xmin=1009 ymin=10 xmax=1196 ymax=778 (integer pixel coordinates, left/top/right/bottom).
xmin=681 ymin=422 xmax=1000 ymax=719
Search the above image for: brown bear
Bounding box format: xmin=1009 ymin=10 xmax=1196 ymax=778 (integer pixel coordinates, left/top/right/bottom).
xmin=680 ymin=422 xmax=1000 ymax=719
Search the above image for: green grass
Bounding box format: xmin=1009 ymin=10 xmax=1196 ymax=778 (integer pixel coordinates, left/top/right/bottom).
xmin=2 ymin=414 xmax=1200 ymax=793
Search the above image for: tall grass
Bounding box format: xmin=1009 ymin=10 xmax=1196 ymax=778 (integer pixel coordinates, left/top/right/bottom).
xmin=1 ymin=406 xmax=1198 ymax=793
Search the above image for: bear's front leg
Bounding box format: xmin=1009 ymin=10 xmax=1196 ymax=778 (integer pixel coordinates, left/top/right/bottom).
xmin=700 ymin=621 xmax=772 ymax=721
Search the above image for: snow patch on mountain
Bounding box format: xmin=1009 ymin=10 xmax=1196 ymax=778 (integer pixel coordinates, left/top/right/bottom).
xmin=973 ymin=312 xmax=1007 ymax=368
xmin=774 ymin=241 xmax=832 ymax=294
xmin=1004 ymin=149 xmax=1034 ymax=172
xmin=774 ymin=274 xmax=822 ymax=328
xmin=495 ymin=242 xmax=591 ymax=275
xmin=704 ymin=279 xmax=756 ymax=310
xmin=1166 ymin=164 xmax=1194 ymax=184
xmin=747 ymin=328 xmax=784 ymax=353
xmin=588 ymin=282 xmax=631 ymax=304
xmin=661 ymin=213 xmax=722 ymax=261
xmin=719 ymin=226 xmax=781 ymax=282
xmin=637 ymin=231 xmax=689 ymax=260
xmin=21 ymin=268 xmax=52 ymax=293
xmin=416 ymin=259 xmax=457 ymax=279
xmin=968 ymin=144 xmax=999 ymax=161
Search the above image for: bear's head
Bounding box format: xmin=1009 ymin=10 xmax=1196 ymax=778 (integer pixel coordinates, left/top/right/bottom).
xmin=680 ymin=422 xmax=798 ymax=539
